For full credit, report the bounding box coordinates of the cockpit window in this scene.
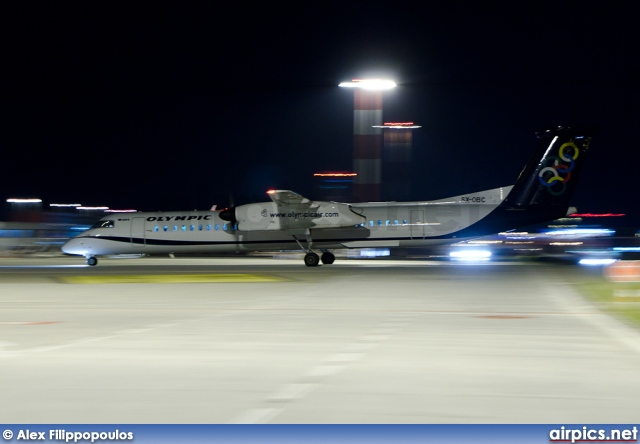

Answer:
[91,220,115,229]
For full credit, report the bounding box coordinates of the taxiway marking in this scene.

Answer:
[58,274,286,284]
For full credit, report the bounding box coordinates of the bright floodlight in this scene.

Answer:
[338,79,397,90]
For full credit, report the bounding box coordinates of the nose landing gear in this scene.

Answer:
[86,256,98,266]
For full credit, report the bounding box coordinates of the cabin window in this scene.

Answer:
[377,220,382,226]
[163,226,168,232]
[181,225,186,231]
[223,224,228,231]
[215,224,220,231]
[206,224,211,231]
[403,219,408,225]
[385,220,390,226]
[173,226,178,232]
[369,220,374,227]
[153,226,159,232]
[394,220,399,226]
[198,224,203,231]
[190,225,195,231]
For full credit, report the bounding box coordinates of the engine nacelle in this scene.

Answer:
[232,201,365,231]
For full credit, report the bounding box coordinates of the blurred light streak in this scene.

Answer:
[0,265,89,269]
[450,250,491,260]
[544,228,615,236]
[569,213,625,217]
[467,240,503,244]
[579,258,617,266]
[566,249,614,255]
[7,198,42,203]
[358,248,390,257]
[373,123,422,129]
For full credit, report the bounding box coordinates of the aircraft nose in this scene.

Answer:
[62,238,85,255]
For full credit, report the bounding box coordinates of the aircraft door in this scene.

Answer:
[410,210,425,239]
[130,217,146,246]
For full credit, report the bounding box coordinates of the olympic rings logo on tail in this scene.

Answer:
[538,141,580,196]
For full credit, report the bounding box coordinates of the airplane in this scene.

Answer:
[62,125,593,266]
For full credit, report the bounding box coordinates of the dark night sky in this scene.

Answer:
[2,2,639,222]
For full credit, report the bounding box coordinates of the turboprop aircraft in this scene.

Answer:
[62,126,593,266]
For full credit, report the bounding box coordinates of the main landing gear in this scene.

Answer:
[304,252,319,267]
[303,251,336,267]
[292,231,335,267]
[86,256,98,266]
[321,251,335,265]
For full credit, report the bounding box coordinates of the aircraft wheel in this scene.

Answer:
[321,252,335,265]
[304,252,320,267]
[86,256,98,266]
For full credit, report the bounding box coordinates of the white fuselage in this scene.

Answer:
[61,125,593,265]
[62,187,512,257]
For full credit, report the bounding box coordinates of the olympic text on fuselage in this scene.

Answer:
[146,215,213,222]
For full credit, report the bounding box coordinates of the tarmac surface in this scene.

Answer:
[1,255,640,423]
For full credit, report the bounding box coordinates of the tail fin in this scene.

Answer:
[504,126,594,207]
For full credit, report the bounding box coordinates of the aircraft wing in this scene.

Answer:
[267,190,311,206]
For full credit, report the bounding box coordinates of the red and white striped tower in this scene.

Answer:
[373,122,421,201]
[339,79,396,202]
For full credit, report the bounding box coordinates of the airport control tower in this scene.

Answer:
[373,122,421,201]
[339,79,396,202]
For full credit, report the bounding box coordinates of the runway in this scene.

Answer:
[1,255,640,423]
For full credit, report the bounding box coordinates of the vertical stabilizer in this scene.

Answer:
[504,126,594,207]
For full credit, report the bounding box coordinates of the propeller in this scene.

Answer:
[219,207,236,223]
[219,191,237,223]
